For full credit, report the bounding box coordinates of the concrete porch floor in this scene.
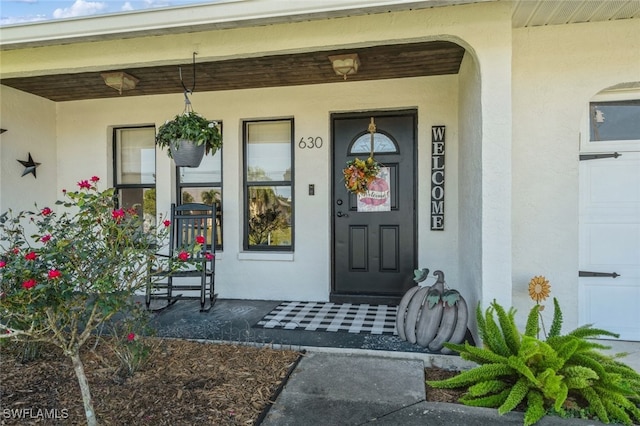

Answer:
[147,298,640,373]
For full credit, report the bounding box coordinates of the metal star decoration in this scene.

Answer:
[17,153,41,178]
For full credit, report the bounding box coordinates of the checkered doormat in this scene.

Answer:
[254,301,398,335]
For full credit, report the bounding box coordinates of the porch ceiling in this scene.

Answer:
[0,41,465,102]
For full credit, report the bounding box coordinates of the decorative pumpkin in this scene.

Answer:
[395,269,469,354]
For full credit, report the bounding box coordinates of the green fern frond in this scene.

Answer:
[460,388,510,408]
[476,302,487,342]
[552,383,568,412]
[467,380,508,397]
[568,324,620,340]
[517,335,543,361]
[524,304,540,337]
[565,376,595,390]
[603,400,633,426]
[523,390,546,426]
[579,386,609,424]
[563,365,599,380]
[498,377,529,415]
[427,363,515,389]
[537,368,564,400]
[600,361,640,382]
[535,339,564,371]
[492,302,521,354]
[441,342,465,354]
[566,353,606,379]
[547,297,563,338]
[456,341,509,365]
[628,401,640,423]
[507,355,539,386]
[483,307,512,357]
[554,337,580,366]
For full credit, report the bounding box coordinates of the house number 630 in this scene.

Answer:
[298,137,323,149]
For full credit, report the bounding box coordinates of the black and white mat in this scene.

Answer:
[254,301,398,335]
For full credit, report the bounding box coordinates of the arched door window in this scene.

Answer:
[349,132,398,155]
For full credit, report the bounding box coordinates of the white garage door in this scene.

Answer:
[579,151,640,341]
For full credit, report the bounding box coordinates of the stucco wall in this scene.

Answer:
[0,0,517,312]
[458,52,483,343]
[0,85,57,215]
[511,18,640,331]
[55,75,460,301]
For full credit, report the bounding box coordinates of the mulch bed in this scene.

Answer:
[424,367,466,403]
[0,339,301,425]
[1,337,470,425]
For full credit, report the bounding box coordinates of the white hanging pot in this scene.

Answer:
[169,139,205,167]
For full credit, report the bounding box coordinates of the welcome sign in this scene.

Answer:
[431,126,445,230]
[358,167,391,212]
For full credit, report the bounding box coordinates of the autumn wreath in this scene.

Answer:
[343,156,380,195]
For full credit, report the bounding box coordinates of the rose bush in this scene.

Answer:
[0,177,200,425]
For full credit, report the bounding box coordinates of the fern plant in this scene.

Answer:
[427,299,640,426]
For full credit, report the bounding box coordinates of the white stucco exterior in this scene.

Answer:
[1,0,639,338]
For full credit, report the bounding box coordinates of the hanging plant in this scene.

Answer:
[342,117,381,195]
[155,52,222,167]
[155,111,222,158]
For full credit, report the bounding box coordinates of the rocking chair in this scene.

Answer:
[146,203,217,312]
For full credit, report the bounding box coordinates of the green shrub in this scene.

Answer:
[0,177,199,425]
[427,298,640,426]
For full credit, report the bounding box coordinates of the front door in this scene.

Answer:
[579,151,640,341]
[331,110,417,304]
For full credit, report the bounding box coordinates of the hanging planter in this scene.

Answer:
[342,117,381,194]
[169,138,207,167]
[155,52,222,168]
[156,111,222,167]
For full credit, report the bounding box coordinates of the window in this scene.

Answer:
[177,143,223,250]
[243,119,293,251]
[590,100,640,142]
[350,132,398,154]
[113,126,156,229]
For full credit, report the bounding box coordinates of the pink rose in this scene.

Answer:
[0,260,6,268]
[77,180,91,189]
[127,333,135,342]
[112,209,125,221]
[25,252,37,261]
[205,252,214,260]
[90,176,100,183]
[178,251,189,261]
[41,207,52,216]
[48,269,62,280]
[196,235,205,245]
[163,220,171,227]
[22,279,36,290]
[41,234,52,243]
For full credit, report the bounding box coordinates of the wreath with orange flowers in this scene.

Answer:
[343,156,380,195]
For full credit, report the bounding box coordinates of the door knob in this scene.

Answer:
[336,211,349,218]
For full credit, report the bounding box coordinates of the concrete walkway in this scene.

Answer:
[262,351,620,426]
[149,299,640,426]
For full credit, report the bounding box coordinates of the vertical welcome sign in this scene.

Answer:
[431,126,445,230]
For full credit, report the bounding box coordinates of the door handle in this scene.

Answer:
[336,211,349,218]
[579,271,620,278]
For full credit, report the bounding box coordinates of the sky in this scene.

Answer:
[0,0,215,26]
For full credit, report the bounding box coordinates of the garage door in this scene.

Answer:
[579,151,640,341]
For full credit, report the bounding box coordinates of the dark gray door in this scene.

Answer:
[331,110,417,304]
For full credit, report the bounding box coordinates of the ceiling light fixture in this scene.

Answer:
[101,71,139,94]
[328,53,360,80]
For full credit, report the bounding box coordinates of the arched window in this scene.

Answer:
[349,132,398,154]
